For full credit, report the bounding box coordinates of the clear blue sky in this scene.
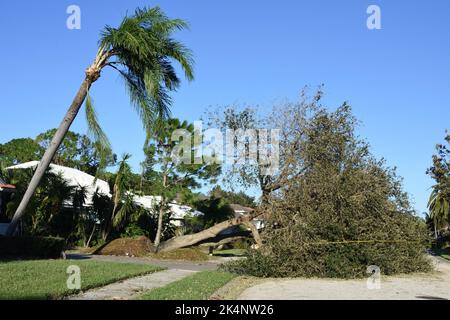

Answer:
[0,0,449,214]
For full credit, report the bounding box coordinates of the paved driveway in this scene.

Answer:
[238,257,450,300]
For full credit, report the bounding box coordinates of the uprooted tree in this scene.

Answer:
[220,92,432,278]
[157,88,431,280]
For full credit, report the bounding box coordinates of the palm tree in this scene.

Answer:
[428,187,449,239]
[102,153,132,240]
[6,6,194,236]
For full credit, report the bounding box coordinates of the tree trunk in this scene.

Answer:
[153,172,167,250]
[6,71,100,236]
[158,212,263,252]
[198,236,248,248]
[154,204,165,249]
[434,220,438,240]
[243,221,263,248]
[103,187,120,240]
[86,224,96,248]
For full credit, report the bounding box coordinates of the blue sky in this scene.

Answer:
[0,0,449,214]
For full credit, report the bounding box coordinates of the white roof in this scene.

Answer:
[7,161,203,221]
[131,194,204,220]
[7,161,111,206]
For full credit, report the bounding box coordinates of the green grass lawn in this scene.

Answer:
[0,259,163,300]
[438,247,450,260]
[213,249,247,257]
[140,271,237,300]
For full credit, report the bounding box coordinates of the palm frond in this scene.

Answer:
[113,193,134,227]
[99,6,194,140]
[85,92,112,171]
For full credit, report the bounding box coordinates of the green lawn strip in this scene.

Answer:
[213,249,247,257]
[439,247,450,260]
[139,271,237,300]
[0,259,163,300]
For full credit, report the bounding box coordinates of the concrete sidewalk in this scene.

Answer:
[65,253,225,300]
[69,269,197,300]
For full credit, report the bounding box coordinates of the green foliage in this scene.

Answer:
[230,238,252,250]
[142,118,221,200]
[3,166,108,246]
[427,133,450,238]
[209,186,256,208]
[0,236,65,259]
[0,130,116,175]
[0,138,42,167]
[194,197,234,228]
[222,98,432,278]
[36,129,116,175]
[100,6,194,139]
[118,207,175,241]
[5,168,75,236]
[84,92,113,171]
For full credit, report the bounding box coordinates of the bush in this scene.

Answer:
[231,238,252,250]
[0,236,66,259]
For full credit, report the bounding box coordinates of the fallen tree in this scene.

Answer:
[158,211,263,252]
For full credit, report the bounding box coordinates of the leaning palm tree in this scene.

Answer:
[6,6,194,236]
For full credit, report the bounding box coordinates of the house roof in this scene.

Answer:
[131,195,204,220]
[0,176,15,190]
[7,161,109,205]
[7,161,203,220]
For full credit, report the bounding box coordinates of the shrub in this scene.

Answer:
[231,238,252,250]
[0,236,66,259]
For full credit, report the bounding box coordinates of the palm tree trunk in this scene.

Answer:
[6,77,95,236]
[434,220,438,240]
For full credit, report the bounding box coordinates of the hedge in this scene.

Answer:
[0,236,66,259]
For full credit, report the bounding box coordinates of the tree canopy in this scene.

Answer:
[0,129,116,175]
[427,133,450,237]
[223,91,431,278]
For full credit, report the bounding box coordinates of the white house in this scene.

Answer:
[7,161,109,207]
[132,194,204,227]
[229,204,265,230]
[6,161,202,227]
